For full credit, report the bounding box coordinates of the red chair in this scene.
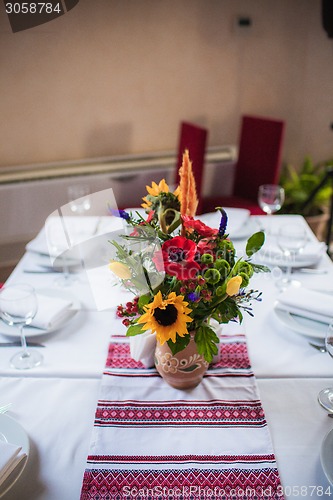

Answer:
[202,115,285,214]
[175,121,208,215]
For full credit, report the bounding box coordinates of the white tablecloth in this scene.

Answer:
[1,214,333,499]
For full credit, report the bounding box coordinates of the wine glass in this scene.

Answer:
[45,216,73,287]
[0,284,43,369]
[67,184,91,215]
[67,184,92,273]
[318,323,333,413]
[276,224,307,289]
[258,184,285,215]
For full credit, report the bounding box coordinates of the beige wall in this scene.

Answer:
[0,0,332,169]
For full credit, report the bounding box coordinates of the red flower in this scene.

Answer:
[182,215,218,238]
[197,237,217,254]
[154,236,200,280]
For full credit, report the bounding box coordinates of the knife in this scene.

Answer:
[0,341,45,347]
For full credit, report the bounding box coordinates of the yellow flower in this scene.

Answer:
[109,261,132,280]
[137,291,193,345]
[226,276,242,296]
[147,179,170,196]
[141,180,181,209]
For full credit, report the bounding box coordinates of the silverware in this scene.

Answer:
[24,270,59,274]
[0,341,45,347]
[296,268,328,275]
[308,341,327,353]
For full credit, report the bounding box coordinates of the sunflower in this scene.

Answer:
[141,179,181,209]
[137,291,193,345]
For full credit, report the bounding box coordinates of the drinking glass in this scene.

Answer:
[318,323,333,413]
[258,184,285,215]
[0,284,43,369]
[67,184,91,215]
[67,184,92,273]
[45,216,73,287]
[277,224,307,289]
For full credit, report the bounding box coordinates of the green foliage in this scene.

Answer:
[194,324,219,364]
[246,231,265,257]
[167,333,191,355]
[127,322,145,336]
[279,156,333,216]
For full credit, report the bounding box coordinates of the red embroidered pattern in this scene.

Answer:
[87,453,277,464]
[105,343,145,369]
[81,467,283,500]
[213,341,251,370]
[95,400,266,427]
[105,339,251,371]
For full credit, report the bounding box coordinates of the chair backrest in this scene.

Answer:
[233,115,285,202]
[175,121,208,214]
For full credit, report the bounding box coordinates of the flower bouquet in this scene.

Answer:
[109,150,267,388]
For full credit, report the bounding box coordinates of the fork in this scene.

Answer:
[308,341,327,353]
[0,403,12,414]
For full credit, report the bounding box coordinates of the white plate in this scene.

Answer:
[274,303,329,340]
[199,208,251,236]
[254,253,322,269]
[321,428,333,486]
[228,217,258,240]
[0,414,30,498]
[0,288,80,338]
[253,240,326,269]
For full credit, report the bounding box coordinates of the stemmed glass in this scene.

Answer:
[258,184,285,215]
[0,284,43,369]
[318,323,333,413]
[45,216,72,287]
[258,184,285,235]
[276,224,308,289]
[67,184,91,215]
[67,184,92,273]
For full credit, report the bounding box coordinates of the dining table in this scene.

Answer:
[1,210,333,500]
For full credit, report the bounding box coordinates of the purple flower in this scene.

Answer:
[217,207,228,236]
[188,292,200,302]
[109,208,130,220]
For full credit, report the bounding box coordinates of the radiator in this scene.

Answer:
[0,146,236,267]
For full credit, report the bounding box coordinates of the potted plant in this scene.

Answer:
[279,156,333,241]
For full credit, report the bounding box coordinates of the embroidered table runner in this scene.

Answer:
[80,330,284,499]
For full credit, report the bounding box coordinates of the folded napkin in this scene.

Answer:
[276,287,333,324]
[129,331,156,368]
[0,440,26,487]
[257,240,326,263]
[31,293,73,330]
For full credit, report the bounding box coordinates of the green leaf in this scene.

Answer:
[246,231,265,257]
[215,297,241,323]
[137,294,151,311]
[126,323,145,337]
[167,333,190,355]
[194,325,219,364]
[250,263,271,273]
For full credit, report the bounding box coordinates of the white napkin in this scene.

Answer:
[130,331,156,368]
[276,287,333,324]
[0,440,26,487]
[32,293,74,330]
